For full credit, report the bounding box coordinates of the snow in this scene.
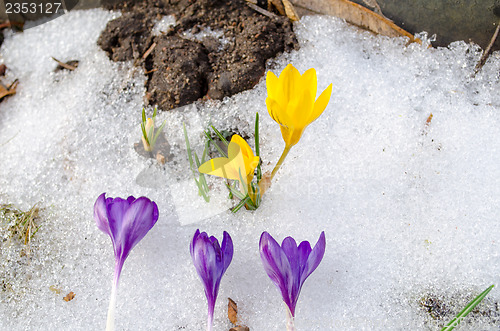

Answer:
[1,8,500,331]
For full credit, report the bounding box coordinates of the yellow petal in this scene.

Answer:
[231,135,253,165]
[280,125,304,147]
[301,68,317,102]
[287,87,315,128]
[266,71,280,103]
[309,83,333,123]
[279,64,300,106]
[198,156,239,180]
[266,97,291,127]
[199,140,245,181]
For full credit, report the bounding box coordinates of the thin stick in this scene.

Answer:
[475,20,500,73]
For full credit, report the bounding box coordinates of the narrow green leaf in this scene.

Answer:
[441,285,494,331]
[254,112,262,182]
[225,183,246,200]
[205,130,227,158]
[231,196,249,213]
[211,125,229,146]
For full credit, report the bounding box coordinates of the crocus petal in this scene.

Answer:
[310,83,333,124]
[94,193,111,236]
[288,88,315,128]
[266,97,291,127]
[119,197,159,260]
[221,231,233,274]
[279,64,297,104]
[266,71,284,110]
[301,68,317,102]
[300,231,326,284]
[259,232,295,314]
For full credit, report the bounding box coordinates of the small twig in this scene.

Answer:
[144,68,158,75]
[475,20,500,73]
[142,42,157,60]
[51,57,78,71]
[246,1,278,18]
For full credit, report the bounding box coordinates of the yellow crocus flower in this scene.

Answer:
[266,63,332,148]
[199,134,260,193]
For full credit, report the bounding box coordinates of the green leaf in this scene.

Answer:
[441,285,494,331]
[231,196,249,213]
[183,123,210,202]
[254,112,262,182]
[205,130,228,158]
[141,109,150,146]
[211,125,229,146]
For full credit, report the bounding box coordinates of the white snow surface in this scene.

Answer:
[0,9,500,331]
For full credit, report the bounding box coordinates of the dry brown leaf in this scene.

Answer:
[290,0,419,43]
[63,291,76,302]
[282,0,300,21]
[0,80,17,100]
[228,297,238,325]
[229,326,250,331]
[425,113,433,126]
[268,0,286,15]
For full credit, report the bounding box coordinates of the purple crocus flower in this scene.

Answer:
[190,230,233,331]
[259,231,326,330]
[94,193,159,331]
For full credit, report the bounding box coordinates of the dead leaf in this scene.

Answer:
[282,0,300,21]
[425,113,433,126]
[268,0,285,15]
[0,80,17,100]
[156,151,166,164]
[290,0,420,43]
[228,298,238,325]
[63,291,76,302]
[0,64,6,76]
[229,326,250,331]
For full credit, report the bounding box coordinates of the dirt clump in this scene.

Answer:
[98,0,298,110]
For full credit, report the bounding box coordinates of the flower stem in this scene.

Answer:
[207,305,214,331]
[106,261,123,331]
[285,305,296,331]
[271,145,292,180]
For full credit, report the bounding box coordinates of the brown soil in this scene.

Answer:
[98,0,298,110]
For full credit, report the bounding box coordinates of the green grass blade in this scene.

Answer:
[254,112,262,181]
[225,183,246,200]
[441,284,494,331]
[210,125,229,146]
[231,196,249,213]
[205,130,227,158]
